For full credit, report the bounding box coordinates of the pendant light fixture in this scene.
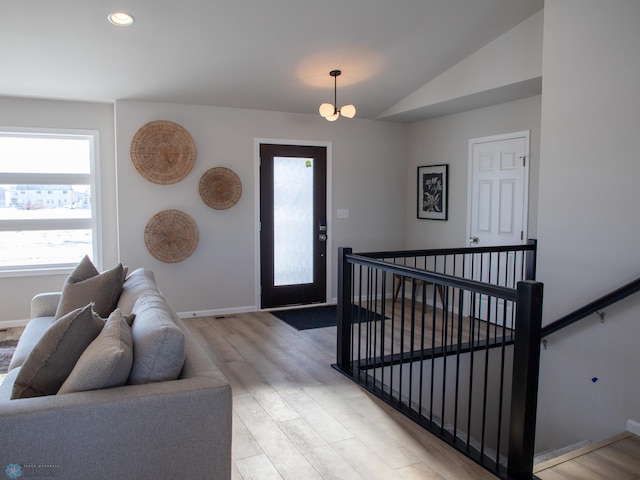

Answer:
[319,70,356,121]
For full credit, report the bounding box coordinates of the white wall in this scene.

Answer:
[535,0,640,451]
[115,101,407,315]
[406,95,541,249]
[0,97,116,324]
[381,9,542,121]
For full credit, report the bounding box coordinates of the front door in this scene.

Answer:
[259,144,327,309]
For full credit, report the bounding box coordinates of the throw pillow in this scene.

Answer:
[55,255,125,320]
[116,268,160,316]
[58,309,134,394]
[11,304,105,399]
[127,292,185,385]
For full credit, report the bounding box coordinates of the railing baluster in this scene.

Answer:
[418,281,427,419]
[453,288,463,441]
[429,284,437,424]
[440,285,448,433]
[408,276,416,412]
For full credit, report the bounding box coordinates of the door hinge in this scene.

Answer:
[520,231,524,241]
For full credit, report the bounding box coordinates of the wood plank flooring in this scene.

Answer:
[4,312,640,479]
[186,311,500,480]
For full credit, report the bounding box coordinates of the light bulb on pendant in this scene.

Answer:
[341,104,356,118]
[319,103,334,118]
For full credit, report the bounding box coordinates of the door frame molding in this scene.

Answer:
[254,138,333,310]
[466,130,530,246]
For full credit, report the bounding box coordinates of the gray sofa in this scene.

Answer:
[0,267,232,479]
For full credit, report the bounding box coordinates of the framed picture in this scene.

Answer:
[417,164,448,220]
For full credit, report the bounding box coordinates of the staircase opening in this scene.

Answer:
[334,242,541,479]
[335,241,640,479]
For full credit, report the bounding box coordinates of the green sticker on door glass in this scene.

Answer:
[306,160,312,168]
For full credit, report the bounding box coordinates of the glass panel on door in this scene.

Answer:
[273,156,314,286]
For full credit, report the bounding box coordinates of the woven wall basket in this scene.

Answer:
[144,209,199,263]
[130,120,196,185]
[199,167,242,210]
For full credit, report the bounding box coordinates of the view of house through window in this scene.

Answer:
[0,129,97,270]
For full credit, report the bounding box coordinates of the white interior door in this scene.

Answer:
[468,131,529,247]
[466,131,530,325]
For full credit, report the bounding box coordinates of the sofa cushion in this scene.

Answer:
[58,309,134,394]
[55,255,125,320]
[128,293,185,385]
[11,304,105,399]
[117,268,161,316]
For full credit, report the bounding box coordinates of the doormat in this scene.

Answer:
[0,339,18,374]
[271,305,386,331]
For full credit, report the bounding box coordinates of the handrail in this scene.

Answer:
[345,253,518,301]
[360,239,537,261]
[541,276,640,338]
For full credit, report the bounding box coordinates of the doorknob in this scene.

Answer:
[319,234,327,242]
[469,236,479,244]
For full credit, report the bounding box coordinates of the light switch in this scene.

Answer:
[337,208,349,219]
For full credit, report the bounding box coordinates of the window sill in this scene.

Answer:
[0,266,74,278]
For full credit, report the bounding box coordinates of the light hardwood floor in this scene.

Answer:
[4,309,639,479]
[186,311,500,480]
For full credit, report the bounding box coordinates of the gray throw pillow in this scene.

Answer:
[116,268,160,316]
[128,292,185,385]
[55,255,125,320]
[11,304,105,399]
[58,309,134,394]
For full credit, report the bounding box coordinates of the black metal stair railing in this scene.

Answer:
[333,242,542,480]
[541,276,640,338]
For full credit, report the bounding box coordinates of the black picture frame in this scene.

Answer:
[417,164,448,220]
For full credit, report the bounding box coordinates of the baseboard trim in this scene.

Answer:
[627,419,640,436]
[178,305,257,319]
[0,319,29,330]
[533,432,631,473]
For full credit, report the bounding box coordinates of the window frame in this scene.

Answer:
[0,126,102,277]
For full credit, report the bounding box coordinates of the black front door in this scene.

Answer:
[260,143,327,309]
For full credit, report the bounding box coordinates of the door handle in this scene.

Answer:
[469,236,479,245]
[319,234,327,242]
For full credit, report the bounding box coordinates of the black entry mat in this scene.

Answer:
[271,304,386,331]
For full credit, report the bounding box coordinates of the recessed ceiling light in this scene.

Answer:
[108,12,134,26]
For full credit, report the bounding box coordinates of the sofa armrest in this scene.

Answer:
[0,374,232,479]
[30,292,61,318]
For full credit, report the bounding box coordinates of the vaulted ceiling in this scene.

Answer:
[1,0,543,121]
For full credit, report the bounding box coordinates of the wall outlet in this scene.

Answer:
[337,208,349,219]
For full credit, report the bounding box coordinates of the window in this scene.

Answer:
[0,127,100,273]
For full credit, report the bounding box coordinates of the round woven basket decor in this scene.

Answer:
[144,209,199,263]
[130,120,196,185]
[199,167,242,210]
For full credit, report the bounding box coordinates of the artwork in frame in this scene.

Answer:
[417,164,448,220]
